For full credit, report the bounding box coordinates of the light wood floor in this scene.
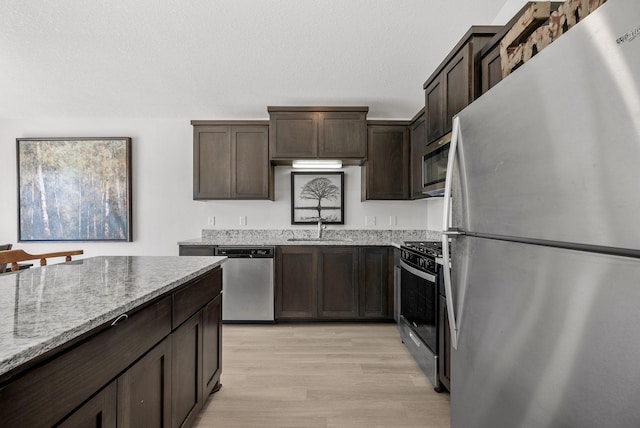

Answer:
[193,323,450,428]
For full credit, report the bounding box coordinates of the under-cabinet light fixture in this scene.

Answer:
[291,160,343,169]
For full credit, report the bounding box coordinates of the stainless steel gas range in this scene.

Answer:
[398,241,446,392]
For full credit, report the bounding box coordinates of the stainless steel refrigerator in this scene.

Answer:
[441,1,640,427]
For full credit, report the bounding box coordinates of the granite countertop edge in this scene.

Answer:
[178,229,442,247]
[179,239,403,246]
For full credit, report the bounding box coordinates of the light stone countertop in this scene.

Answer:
[178,229,442,247]
[0,255,226,379]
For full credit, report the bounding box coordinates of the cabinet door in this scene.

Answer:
[438,294,451,391]
[425,77,444,143]
[318,247,358,318]
[57,382,117,428]
[481,46,503,94]
[410,113,427,199]
[364,125,409,200]
[318,112,366,158]
[275,246,318,319]
[233,126,271,199]
[171,313,203,428]
[202,293,222,397]
[269,112,318,158]
[193,126,231,199]
[443,44,472,133]
[358,247,390,319]
[117,337,172,428]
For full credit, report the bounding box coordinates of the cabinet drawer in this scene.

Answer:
[173,268,222,329]
[0,297,172,428]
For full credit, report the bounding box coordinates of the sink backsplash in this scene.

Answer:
[201,229,441,245]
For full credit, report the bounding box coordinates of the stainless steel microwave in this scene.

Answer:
[422,132,451,197]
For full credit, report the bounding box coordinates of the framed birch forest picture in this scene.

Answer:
[16,137,132,242]
[291,171,344,225]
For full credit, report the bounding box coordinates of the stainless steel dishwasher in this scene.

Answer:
[214,246,275,323]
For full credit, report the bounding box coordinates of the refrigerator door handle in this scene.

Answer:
[442,116,461,350]
[442,229,465,236]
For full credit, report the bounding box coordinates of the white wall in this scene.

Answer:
[491,0,531,24]
[0,118,442,257]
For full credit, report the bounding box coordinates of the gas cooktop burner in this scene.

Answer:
[402,241,443,257]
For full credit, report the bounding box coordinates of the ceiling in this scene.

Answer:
[0,0,510,120]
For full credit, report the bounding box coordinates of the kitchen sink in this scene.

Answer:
[287,238,353,242]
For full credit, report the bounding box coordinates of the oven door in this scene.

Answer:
[400,260,438,353]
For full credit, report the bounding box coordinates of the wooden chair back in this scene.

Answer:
[0,244,12,273]
[0,249,84,272]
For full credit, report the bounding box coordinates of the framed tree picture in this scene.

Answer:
[291,171,344,225]
[16,137,133,242]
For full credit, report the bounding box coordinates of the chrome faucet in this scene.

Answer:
[317,217,326,239]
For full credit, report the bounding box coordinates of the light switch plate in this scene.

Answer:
[207,216,215,226]
[365,216,376,226]
[389,215,397,226]
[239,216,247,226]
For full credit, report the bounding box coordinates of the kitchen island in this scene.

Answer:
[0,255,226,428]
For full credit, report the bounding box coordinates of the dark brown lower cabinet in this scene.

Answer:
[438,295,451,391]
[171,274,223,428]
[202,293,222,396]
[275,246,392,321]
[318,247,358,318]
[58,382,117,428]
[275,246,318,319]
[172,313,203,428]
[359,247,390,318]
[118,337,172,428]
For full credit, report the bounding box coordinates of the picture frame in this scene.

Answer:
[291,171,344,225]
[16,137,133,242]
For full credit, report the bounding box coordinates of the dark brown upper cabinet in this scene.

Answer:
[481,38,504,95]
[362,122,410,201]
[425,77,444,145]
[409,108,427,200]
[480,2,562,95]
[192,121,273,200]
[268,106,368,163]
[423,26,501,144]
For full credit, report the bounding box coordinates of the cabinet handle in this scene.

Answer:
[111,313,129,326]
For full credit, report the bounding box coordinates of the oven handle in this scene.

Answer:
[400,260,436,283]
[442,116,461,350]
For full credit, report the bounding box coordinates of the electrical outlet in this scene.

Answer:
[207,216,215,226]
[389,215,397,226]
[365,216,376,226]
[239,216,247,226]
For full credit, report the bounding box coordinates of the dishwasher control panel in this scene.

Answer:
[214,246,275,258]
